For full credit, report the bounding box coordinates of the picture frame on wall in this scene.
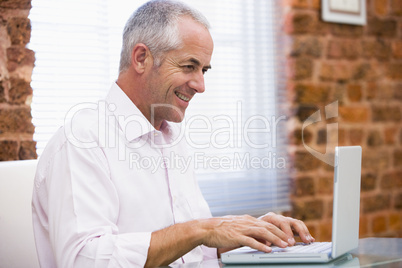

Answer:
[322,0,366,25]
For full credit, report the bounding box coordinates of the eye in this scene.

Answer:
[184,65,195,71]
[202,68,209,75]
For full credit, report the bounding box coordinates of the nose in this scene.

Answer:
[188,71,205,93]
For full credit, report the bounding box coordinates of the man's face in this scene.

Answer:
[144,16,214,127]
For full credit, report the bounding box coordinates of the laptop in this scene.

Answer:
[221,146,362,264]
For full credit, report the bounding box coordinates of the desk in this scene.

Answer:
[350,238,402,267]
[171,238,402,267]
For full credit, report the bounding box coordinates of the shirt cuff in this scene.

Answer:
[109,232,152,267]
[201,245,218,260]
[77,232,152,267]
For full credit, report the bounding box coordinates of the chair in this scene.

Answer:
[0,160,40,268]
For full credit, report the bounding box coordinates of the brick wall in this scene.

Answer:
[0,0,36,161]
[285,0,402,240]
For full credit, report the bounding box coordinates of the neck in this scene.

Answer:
[116,71,163,130]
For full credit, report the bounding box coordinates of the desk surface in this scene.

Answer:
[171,238,402,267]
[350,238,402,267]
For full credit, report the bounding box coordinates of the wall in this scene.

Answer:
[0,0,36,161]
[285,0,402,240]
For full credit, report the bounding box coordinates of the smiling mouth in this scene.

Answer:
[175,91,190,102]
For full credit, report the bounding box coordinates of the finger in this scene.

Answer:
[255,238,272,247]
[258,211,276,222]
[264,223,290,247]
[276,219,296,245]
[239,236,272,253]
[261,213,296,245]
[247,224,289,248]
[289,218,315,244]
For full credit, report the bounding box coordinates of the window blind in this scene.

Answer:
[29,0,290,217]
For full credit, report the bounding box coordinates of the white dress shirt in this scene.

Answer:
[32,83,217,267]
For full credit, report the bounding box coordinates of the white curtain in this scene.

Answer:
[29,0,290,216]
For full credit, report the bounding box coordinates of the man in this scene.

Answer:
[32,1,314,267]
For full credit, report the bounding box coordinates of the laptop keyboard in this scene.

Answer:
[271,242,332,254]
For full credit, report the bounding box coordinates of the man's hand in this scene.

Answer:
[200,215,291,254]
[258,212,315,246]
[145,213,315,267]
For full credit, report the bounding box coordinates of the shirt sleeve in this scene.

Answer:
[35,138,151,268]
[192,171,218,261]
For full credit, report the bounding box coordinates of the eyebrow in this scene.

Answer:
[189,58,212,70]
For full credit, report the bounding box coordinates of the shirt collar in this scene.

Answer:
[105,83,177,142]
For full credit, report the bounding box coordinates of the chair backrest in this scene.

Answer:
[0,159,40,268]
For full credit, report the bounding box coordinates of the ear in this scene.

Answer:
[131,43,153,74]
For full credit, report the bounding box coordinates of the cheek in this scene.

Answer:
[163,76,183,93]
[168,73,192,89]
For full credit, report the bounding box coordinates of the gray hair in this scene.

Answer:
[119,0,210,73]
